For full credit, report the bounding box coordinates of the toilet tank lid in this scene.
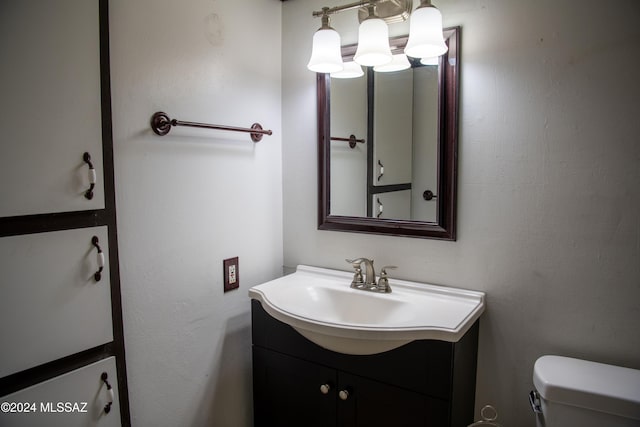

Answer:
[533,355,640,421]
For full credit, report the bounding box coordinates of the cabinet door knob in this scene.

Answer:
[339,389,349,401]
[319,384,331,395]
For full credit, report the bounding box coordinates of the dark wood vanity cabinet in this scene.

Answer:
[251,300,479,427]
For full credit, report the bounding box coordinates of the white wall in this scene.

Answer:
[283,0,640,425]
[330,76,368,217]
[109,0,282,425]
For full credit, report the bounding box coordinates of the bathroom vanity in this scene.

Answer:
[252,300,479,426]
[249,265,485,427]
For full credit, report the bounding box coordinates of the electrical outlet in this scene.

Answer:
[223,257,239,292]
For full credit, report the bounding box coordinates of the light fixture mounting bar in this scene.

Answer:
[313,0,413,25]
[312,0,378,18]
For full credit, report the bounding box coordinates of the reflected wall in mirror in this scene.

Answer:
[318,27,460,240]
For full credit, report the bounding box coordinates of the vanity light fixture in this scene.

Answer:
[308,0,448,76]
[374,53,411,72]
[307,8,344,74]
[353,4,393,67]
[420,56,439,66]
[331,61,365,78]
[404,0,448,58]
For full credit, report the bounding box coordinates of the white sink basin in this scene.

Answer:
[249,265,486,355]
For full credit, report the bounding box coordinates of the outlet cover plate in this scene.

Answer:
[223,257,239,292]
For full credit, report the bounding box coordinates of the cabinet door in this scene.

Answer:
[0,356,121,427]
[253,347,337,427]
[0,0,105,217]
[0,227,113,377]
[337,372,448,427]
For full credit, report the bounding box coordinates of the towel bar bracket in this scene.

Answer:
[151,112,172,136]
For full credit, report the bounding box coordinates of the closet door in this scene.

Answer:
[0,357,121,427]
[0,227,114,377]
[0,0,105,217]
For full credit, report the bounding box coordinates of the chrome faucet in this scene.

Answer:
[345,258,396,293]
[346,258,376,287]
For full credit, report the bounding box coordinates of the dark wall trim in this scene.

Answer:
[0,345,114,396]
[0,211,106,237]
[99,0,131,424]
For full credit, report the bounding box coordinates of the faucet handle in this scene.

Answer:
[345,258,365,288]
[380,265,397,275]
[377,266,397,293]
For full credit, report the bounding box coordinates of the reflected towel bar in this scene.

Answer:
[150,111,272,142]
[331,134,365,149]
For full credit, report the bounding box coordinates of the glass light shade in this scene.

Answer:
[307,28,344,73]
[374,54,411,72]
[353,18,393,67]
[405,6,448,58]
[420,56,439,66]
[331,61,364,79]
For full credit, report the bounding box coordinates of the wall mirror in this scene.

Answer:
[318,27,459,239]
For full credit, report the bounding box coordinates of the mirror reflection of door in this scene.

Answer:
[329,62,440,222]
[373,70,413,188]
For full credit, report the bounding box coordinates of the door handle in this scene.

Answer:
[92,236,105,282]
[83,152,97,200]
[101,372,114,414]
[377,160,384,182]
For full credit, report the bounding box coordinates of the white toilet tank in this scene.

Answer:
[531,355,640,427]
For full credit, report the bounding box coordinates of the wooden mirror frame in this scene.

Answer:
[318,26,460,240]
